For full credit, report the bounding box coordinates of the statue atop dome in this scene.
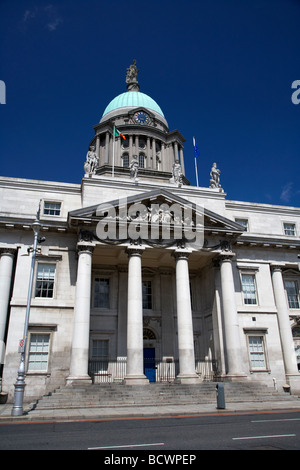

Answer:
[126,60,140,92]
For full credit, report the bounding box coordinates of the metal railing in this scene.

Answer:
[88,357,218,384]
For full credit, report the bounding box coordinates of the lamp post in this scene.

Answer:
[11,202,44,416]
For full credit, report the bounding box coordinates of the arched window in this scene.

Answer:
[143,328,156,340]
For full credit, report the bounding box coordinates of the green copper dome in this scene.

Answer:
[102,91,165,118]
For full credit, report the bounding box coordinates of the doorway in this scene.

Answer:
[143,347,156,382]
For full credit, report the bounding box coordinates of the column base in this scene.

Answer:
[123,375,149,385]
[175,374,201,384]
[66,375,92,386]
[285,374,300,395]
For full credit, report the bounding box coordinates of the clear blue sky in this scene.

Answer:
[0,0,299,206]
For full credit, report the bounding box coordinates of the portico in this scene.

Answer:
[66,188,246,385]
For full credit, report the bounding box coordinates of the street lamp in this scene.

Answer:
[11,202,45,416]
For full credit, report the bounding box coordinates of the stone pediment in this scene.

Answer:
[68,189,244,245]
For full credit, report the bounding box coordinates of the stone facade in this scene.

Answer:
[0,63,300,401]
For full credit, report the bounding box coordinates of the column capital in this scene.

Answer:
[0,247,17,257]
[217,251,235,263]
[172,249,192,261]
[77,242,95,254]
[270,264,284,273]
[126,245,145,258]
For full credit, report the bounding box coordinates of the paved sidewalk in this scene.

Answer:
[1,399,300,423]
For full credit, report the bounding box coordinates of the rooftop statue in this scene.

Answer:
[170,160,183,186]
[126,60,140,91]
[84,145,98,176]
[209,162,221,189]
[129,154,139,181]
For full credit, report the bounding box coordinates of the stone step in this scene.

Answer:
[29,381,298,412]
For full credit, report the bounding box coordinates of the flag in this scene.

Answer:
[114,127,126,140]
[193,137,199,158]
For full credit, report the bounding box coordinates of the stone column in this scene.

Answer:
[67,243,95,385]
[129,135,133,161]
[174,250,199,383]
[271,265,300,393]
[0,248,16,366]
[147,137,151,168]
[96,135,100,164]
[152,138,156,169]
[219,254,246,379]
[161,143,166,171]
[180,147,185,175]
[117,266,127,358]
[160,268,175,358]
[174,141,178,162]
[105,131,109,164]
[124,246,148,384]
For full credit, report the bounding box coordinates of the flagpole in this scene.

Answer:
[195,157,199,187]
[193,137,199,187]
[112,125,115,178]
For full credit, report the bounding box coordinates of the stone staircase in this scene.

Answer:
[28,381,298,412]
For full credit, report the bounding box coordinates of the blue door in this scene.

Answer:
[144,348,156,382]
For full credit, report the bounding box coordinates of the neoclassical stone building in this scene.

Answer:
[1,62,300,401]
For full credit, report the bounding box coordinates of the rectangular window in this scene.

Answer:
[91,339,109,372]
[43,201,61,216]
[139,154,145,168]
[28,333,50,371]
[248,336,266,369]
[241,274,257,305]
[284,223,296,236]
[235,218,248,231]
[122,154,129,167]
[35,263,55,298]
[285,280,300,309]
[142,280,152,309]
[94,278,110,308]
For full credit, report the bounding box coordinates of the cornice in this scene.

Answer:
[226,199,300,216]
[0,176,81,194]
[234,233,300,249]
[0,215,74,234]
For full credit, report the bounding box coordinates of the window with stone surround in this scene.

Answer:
[35,263,56,298]
[142,280,152,309]
[241,273,257,305]
[27,333,50,372]
[284,280,300,309]
[283,223,296,236]
[43,201,61,216]
[248,335,267,370]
